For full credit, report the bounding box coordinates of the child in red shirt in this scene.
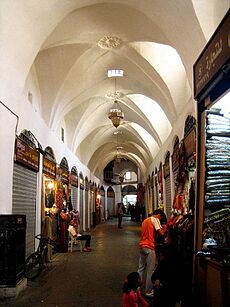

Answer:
[122,272,149,307]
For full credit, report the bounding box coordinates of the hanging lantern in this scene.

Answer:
[108,100,124,128]
[114,151,122,164]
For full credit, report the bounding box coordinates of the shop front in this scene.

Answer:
[12,130,40,257]
[158,163,164,208]
[56,158,70,253]
[90,182,96,227]
[150,172,155,212]
[70,167,78,210]
[147,175,152,215]
[172,136,180,195]
[193,10,230,307]
[163,152,171,218]
[107,186,115,218]
[42,147,57,259]
[100,186,105,222]
[79,173,84,232]
[85,177,89,230]
[154,169,158,210]
[95,185,101,225]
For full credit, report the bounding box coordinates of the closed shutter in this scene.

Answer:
[107,196,115,216]
[12,163,37,257]
[71,186,78,209]
[165,176,171,218]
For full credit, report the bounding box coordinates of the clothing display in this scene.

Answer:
[205,110,230,207]
[203,109,230,253]
[166,213,194,304]
[71,209,80,225]
[45,191,55,208]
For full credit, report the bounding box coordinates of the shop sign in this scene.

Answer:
[61,169,69,184]
[80,177,84,190]
[57,167,69,184]
[163,161,170,178]
[172,144,179,171]
[194,10,230,99]
[15,138,39,172]
[184,129,196,159]
[43,156,56,178]
[70,173,78,187]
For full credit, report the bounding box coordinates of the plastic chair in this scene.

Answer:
[68,232,83,252]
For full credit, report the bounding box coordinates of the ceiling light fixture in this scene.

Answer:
[114,131,122,164]
[114,150,122,164]
[108,77,124,128]
[108,100,124,128]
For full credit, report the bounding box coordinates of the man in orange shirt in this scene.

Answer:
[137,209,167,297]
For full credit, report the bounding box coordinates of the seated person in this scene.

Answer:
[122,272,149,307]
[68,220,92,252]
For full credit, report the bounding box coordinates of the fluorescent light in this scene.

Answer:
[107,69,124,77]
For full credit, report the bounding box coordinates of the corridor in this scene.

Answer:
[2,218,147,307]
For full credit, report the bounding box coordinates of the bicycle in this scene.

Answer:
[24,234,55,280]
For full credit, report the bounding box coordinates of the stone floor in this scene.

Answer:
[1,217,153,307]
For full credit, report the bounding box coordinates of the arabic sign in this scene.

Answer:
[163,161,170,178]
[184,129,196,159]
[172,143,179,171]
[80,177,84,190]
[70,173,78,187]
[56,167,69,184]
[193,10,230,99]
[43,156,56,178]
[61,169,69,184]
[15,138,39,172]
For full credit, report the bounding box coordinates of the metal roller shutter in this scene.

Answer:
[12,163,37,257]
[165,175,172,219]
[71,186,78,209]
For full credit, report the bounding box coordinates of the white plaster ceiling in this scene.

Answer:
[3,0,227,179]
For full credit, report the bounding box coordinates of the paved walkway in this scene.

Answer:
[2,217,152,307]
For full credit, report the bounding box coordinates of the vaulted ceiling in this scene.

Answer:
[14,1,228,178]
